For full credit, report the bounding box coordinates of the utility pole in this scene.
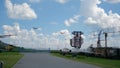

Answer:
[104,32,108,57]
[104,32,108,48]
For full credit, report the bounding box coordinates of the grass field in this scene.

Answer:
[0,52,23,68]
[52,53,120,68]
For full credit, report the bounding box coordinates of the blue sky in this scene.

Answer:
[0,0,120,49]
[0,0,120,34]
[0,0,81,34]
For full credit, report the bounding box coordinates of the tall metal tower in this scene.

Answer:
[70,31,84,48]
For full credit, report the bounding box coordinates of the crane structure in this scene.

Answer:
[70,31,84,48]
[93,28,120,57]
[97,30,103,47]
[93,28,120,48]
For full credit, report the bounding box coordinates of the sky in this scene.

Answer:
[0,0,120,50]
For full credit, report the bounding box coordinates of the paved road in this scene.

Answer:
[13,53,101,68]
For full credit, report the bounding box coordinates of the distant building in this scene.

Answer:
[91,47,120,58]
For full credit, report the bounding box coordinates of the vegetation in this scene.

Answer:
[0,40,42,52]
[0,40,44,68]
[0,52,23,68]
[52,52,120,68]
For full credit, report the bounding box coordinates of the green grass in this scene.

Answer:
[51,53,120,68]
[0,52,23,68]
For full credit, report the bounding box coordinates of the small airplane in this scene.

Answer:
[60,32,65,34]
[33,27,38,30]
[32,27,41,30]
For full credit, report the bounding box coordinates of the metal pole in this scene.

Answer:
[104,32,108,57]
[105,33,107,48]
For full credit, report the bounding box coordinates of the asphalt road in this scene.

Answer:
[13,53,101,68]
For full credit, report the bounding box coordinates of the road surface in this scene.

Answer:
[13,53,101,68]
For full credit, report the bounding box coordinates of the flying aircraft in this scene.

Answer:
[33,27,38,30]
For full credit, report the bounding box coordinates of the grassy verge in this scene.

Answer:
[51,53,120,68]
[0,52,23,68]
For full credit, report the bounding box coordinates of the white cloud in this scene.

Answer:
[29,0,41,3]
[64,15,80,26]
[80,0,120,29]
[2,23,74,50]
[3,23,20,35]
[79,0,120,48]
[5,0,37,20]
[3,23,110,50]
[3,25,13,31]
[85,17,97,24]
[64,20,70,26]
[52,29,72,39]
[103,0,120,3]
[55,0,69,4]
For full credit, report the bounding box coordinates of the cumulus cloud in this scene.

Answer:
[64,15,80,26]
[2,23,73,50]
[3,25,13,31]
[103,0,120,3]
[55,0,69,4]
[5,0,37,20]
[52,29,69,35]
[52,29,72,45]
[4,23,116,50]
[85,17,97,24]
[80,0,120,29]
[3,23,20,35]
[79,0,120,48]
